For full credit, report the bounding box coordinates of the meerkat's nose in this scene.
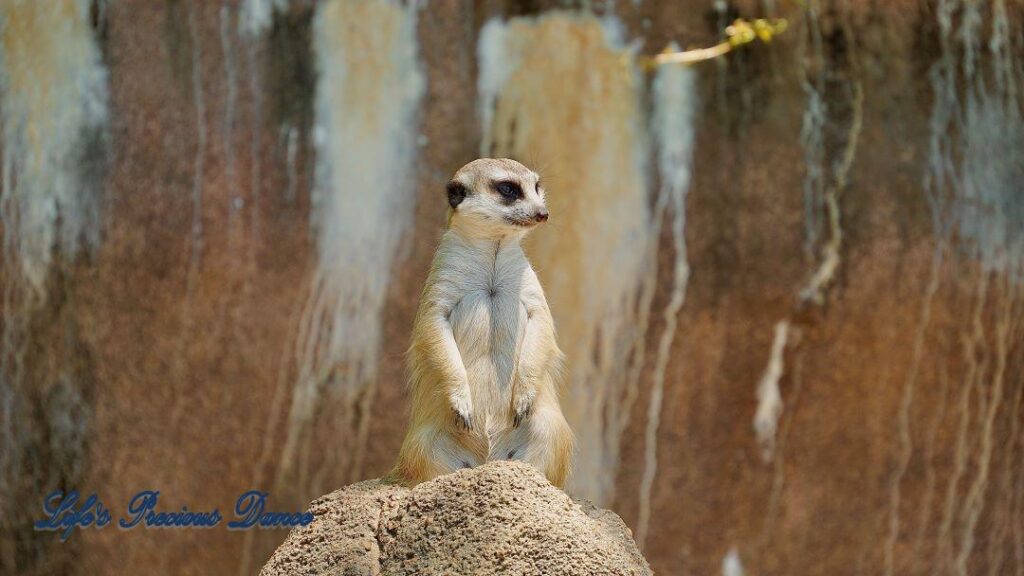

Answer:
[534,209,549,223]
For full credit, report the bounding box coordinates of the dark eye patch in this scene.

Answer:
[493,180,523,204]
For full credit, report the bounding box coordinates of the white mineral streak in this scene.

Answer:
[239,0,287,38]
[0,0,107,294]
[277,0,425,494]
[722,547,745,576]
[754,320,789,463]
[478,13,654,505]
[636,57,697,550]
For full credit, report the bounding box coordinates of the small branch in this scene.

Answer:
[644,19,789,68]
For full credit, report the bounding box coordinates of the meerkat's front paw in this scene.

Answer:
[512,388,536,428]
[450,393,473,431]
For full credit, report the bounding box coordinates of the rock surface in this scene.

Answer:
[259,461,651,576]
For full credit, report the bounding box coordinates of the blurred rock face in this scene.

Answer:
[1,1,1022,576]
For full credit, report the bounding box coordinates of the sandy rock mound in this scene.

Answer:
[260,460,651,575]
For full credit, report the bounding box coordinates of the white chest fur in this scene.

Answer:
[431,232,537,412]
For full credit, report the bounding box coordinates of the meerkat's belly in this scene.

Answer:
[449,288,527,417]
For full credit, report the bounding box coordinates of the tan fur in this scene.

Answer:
[393,159,574,488]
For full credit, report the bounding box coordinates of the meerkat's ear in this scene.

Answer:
[447,180,468,209]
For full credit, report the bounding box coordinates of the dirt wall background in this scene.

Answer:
[1,0,1022,575]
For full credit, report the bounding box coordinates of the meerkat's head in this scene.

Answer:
[445,158,549,239]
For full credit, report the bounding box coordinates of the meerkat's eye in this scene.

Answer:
[494,181,523,203]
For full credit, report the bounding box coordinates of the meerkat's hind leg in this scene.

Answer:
[440,438,486,471]
[515,403,574,487]
[391,427,443,486]
[488,423,532,462]
[393,426,484,485]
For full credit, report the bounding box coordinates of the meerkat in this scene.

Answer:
[392,158,574,488]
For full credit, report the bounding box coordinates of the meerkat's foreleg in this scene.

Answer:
[418,307,474,430]
[511,305,557,427]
